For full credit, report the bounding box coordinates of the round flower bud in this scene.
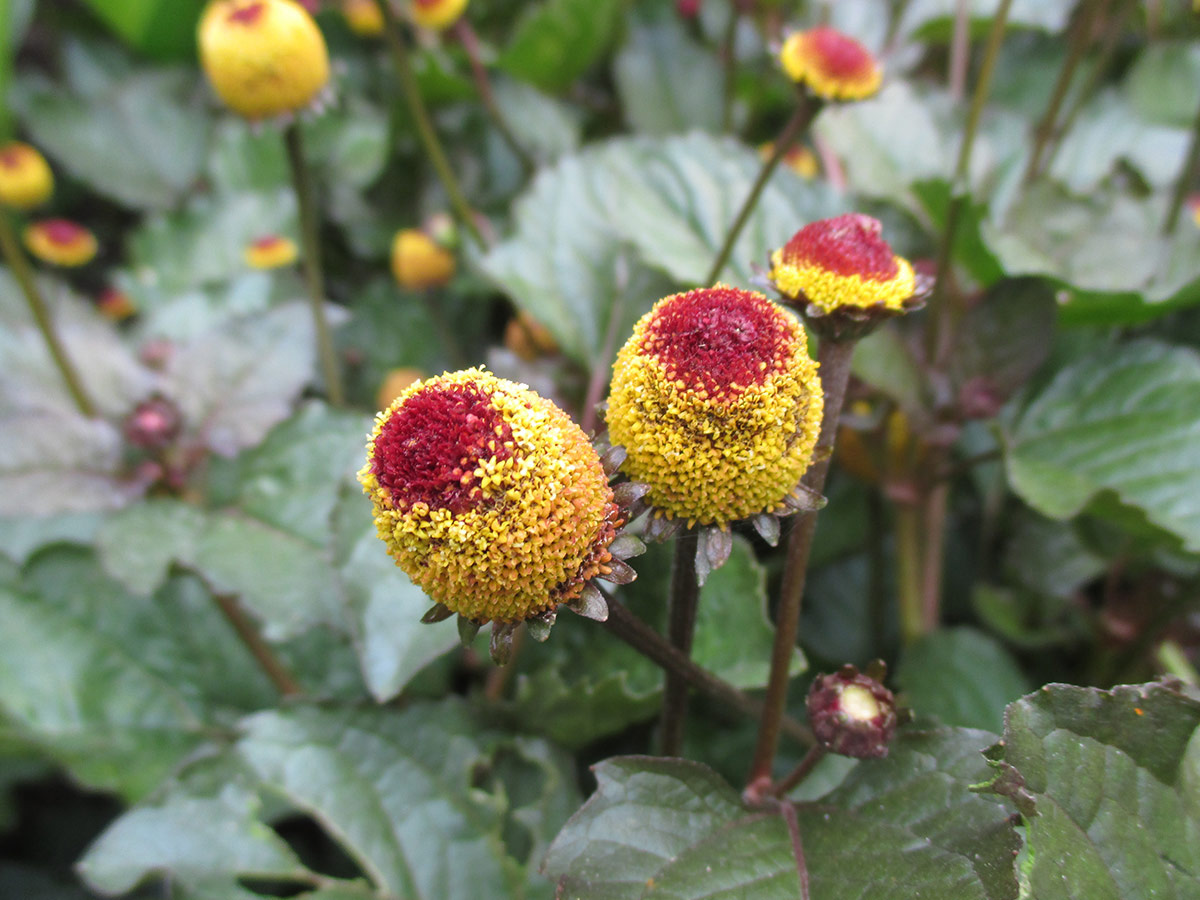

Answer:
[24,219,98,267]
[0,142,54,209]
[198,0,331,120]
[606,286,824,528]
[391,228,455,290]
[244,234,299,269]
[779,26,882,102]
[359,368,623,624]
[124,396,183,451]
[807,664,898,759]
[341,0,384,35]
[410,0,468,30]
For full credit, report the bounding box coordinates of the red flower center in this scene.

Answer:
[0,148,24,169]
[639,287,794,396]
[809,26,873,79]
[251,235,284,249]
[40,219,87,246]
[782,213,898,280]
[227,2,266,25]
[372,382,515,514]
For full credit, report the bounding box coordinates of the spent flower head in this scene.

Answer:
[24,219,98,267]
[0,142,54,210]
[198,0,331,120]
[360,368,635,661]
[244,234,299,269]
[779,26,881,102]
[807,663,899,759]
[410,0,468,30]
[606,286,824,544]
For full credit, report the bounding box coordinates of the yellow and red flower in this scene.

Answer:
[360,368,626,645]
[1188,194,1200,229]
[606,286,824,531]
[0,142,54,210]
[341,0,384,35]
[243,234,299,269]
[24,219,98,267]
[391,228,455,289]
[97,287,137,321]
[198,0,330,120]
[410,0,468,30]
[779,26,882,102]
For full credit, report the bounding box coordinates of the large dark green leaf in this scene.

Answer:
[1005,340,1200,552]
[981,682,1200,899]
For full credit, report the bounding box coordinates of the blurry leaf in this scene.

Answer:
[97,499,206,596]
[0,866,96,900]
[78,784,308,896]
[492,79,582,161]
[912,179,1005,286]
[0,513,102,565]
[896,627,1029,732]
[545,730,1018,899]
[804,554,898,667]
[851,324,925,412]
[78,0,206,59]
[981,682,1200,899]
[902,0,1073,37]
[498,0,623,92]
[238,703,523,900]
[1005,340,1200,552]
[613,7,723,135]
[509,664,661,749]
[129,272,281,344]
[1002,512,1105,599]
[207,119,290,194]
[1123,42,1200,129]
[335,278,451,384]
[693,536,804,689]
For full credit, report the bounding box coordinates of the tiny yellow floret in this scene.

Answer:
[0,142,54,209]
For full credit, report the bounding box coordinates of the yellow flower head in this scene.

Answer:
[769,213,915,315]
[410,0,468,30]
[779,26,882,101]
[606,286,824,528]
[0,142,54,209]
[341,0,384,35]
[391,228,455,290]
[97,287,137,322]
[359,368,622,624]
[24,219,98,267]
[244,234,299,269]
[198,0,330,120]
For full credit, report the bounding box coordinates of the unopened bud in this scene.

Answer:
[124,396,182,452]
[806,663,897,759]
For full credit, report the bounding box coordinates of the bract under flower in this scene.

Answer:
[779,26,881,101]
[359,368,622,624]
[24,219,98,267]
[606,286,823,528]
[0,142,54,210]
[198,0,330,120]
[411,0,468,30]
[244,234,299,269]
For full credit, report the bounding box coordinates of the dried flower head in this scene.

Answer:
[607,286,824,534]
[24,219,98,267]
[341,0,384,35]
[198,0,331,120]
[244,234,299,269]
[410,0,468,30]
[807,663,898,759]
[391,228,455,290]
[359,368,629,657]
[779,26,881,102]
[0,142,54,210]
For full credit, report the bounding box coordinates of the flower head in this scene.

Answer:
[779,26,881,101]
[0,142,54,209]
[807,663,898,759]
[198,0,330,120]
[606,286,823,530]
[1188,194,1200,229]
[410,0,468,30]
[341,0,384,35]
[244,234,299,269]
[391,228,455,290]
[359,368,625,632]
[97,287,137,321]
[24,219,98,267]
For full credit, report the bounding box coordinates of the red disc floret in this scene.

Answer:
[781,213,898,281]
[41,219,89,246]
[227,1,266,24]
[371,382,515,514]
[809,26,874,80]
[638,286,794,398]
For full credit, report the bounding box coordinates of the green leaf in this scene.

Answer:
[612,7,723,135]
[1123,42,1200,129]
[78,0,206,59]
[97,499,207,596]
[1005,340,1200,552]
[498,0,623,92]
[1002,512,1105,599]
[545,730,1019,899]
[902,0,1073,37]
[492,79,582,161]
[982,682,1200,899]
[896,628,1030,732]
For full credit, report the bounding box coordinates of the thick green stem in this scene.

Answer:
[454,19,535,175]
[212,592,302,698]
[0,212,94,416]
[746,337,854,789]
[1163,91,1200,235]
[284,123,345,407]
[661,531,701,756]
[704,95,821,285]
[896,501,925,645]
[378,1,486,248]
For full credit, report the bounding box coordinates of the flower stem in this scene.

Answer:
[0,212,94,417]
[454,19,535,175]
[212,592,303,698]
[719,4,739,133]
[746,336,854,788]
[284,122,345,408]
[1163,91,1200,235]
[926,0,1013,365]
[378,1,486,248]
[895,500,925,644]
[919,482,948,634]
[661,530,700,756]
[704,94,821,285]
[948,0,970,102]
[770,744,827,798]
[603,598,815,747]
